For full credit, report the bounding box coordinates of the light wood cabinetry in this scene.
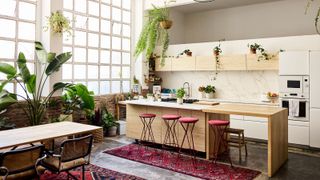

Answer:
[155,58,172,71]
[171,57,196,71]
[219,54,246,71]
[246,53,279,70]
[195,56,215,71]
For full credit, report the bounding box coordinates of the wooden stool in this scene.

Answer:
[226,128,248,161]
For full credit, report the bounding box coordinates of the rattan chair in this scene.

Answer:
[0,144,46,180]
[40,135,93,180]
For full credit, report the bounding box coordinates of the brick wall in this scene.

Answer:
[2,94,120,128]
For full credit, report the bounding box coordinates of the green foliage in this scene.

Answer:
[61,83,95,116]
[176,88,186,98]
[306,0,320,34]
[0,41,74,126]
[204,85,216,94]
[247,43,274,61]
[134,4,171,65]
[101,109,118,129]
[44,11,72,36]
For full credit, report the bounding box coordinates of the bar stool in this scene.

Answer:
[139,113,156,145]
[178,117,199,165]
[226,127,248,161]
[208,120,233,167]
[162,114,181,149]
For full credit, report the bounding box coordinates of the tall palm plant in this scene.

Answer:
[0,42,94,126]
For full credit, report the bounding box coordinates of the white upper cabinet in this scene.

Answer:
[144,0,195,10]
[310,51,320,108]
[279,51,310,75]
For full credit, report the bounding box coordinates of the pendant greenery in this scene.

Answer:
[134,3,173,65]
[44,11,72,36]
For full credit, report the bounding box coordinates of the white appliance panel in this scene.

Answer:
[288,121,309,146]
[310,51,320,108]
[279,51,309,75]
[310,108,320,148]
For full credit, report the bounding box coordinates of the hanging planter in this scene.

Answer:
[160,20,173,29]
[44,11,72,36]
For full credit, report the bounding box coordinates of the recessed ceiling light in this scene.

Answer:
[194,0,215,3]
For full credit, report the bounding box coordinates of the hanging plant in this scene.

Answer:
[306,0,320,34]
[134,1,175,66]
[44,11,72,36]
[212,42,222,80]
[247,43,274,61]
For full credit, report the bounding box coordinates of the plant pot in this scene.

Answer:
[177,98,183,104]
[250,48,257,54]
[106,126,118,137]
[198,92,205,99]
[186,52,192,56]
[205,92,214,99]
[59,114,73,121]
[213,51,220,56]
[160,20,173,29]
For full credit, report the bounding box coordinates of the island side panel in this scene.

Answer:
[268,109,288,177]
[205,113,230,159]
[146,106,163,144]
[126,104,147,140]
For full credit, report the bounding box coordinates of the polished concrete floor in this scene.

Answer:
[91,136,320,180]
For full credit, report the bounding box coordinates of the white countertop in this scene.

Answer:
[123,99,213,111]
[198,98,279,107]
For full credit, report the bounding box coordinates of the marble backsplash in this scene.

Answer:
[156,71,279,101]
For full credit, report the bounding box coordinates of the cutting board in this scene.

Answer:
[193,101,220,106]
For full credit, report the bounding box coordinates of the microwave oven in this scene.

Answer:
[279,76,309,98]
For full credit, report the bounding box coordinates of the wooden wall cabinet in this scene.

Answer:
[195,56,215,71]
[171,57,196,71]
[219,54,246,71]
[155,58,172,71]
[246,54,279,70]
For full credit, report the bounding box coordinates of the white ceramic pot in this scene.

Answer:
[177,98,183,104]
[199,92,205,99]
[205,92,214,99]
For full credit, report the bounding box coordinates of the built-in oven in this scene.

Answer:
[280,98,309,122]
[279,75,309,98]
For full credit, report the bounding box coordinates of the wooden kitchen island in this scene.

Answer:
[125,100,288,177]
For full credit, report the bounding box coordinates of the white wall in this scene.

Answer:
[170,0,318,44]
[169,10,186,44]
[155,35,320,101]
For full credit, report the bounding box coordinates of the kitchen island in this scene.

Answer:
[124,100,288,177]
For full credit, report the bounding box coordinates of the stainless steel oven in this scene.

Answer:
[279,76,309,98]
[280,98,309,122]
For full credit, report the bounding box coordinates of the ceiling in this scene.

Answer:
[171,0,284,13]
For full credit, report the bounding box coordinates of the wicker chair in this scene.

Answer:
[0,144,46,180]
[40,135,93,180]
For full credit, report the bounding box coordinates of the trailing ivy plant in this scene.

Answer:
[212,41,223,80]
[247,43,274,61]
[0,42,94,126]
[44,11,72,36]
[134,1,175,65]
[306,0,320,34]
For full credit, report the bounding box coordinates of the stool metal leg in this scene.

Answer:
[163,120,179,149]
[179,123,197,166]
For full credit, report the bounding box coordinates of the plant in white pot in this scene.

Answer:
[204,85,216,99]
[198,86,206,99]
[176,88,185,104]
[102,109,119,137]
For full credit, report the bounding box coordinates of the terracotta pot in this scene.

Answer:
[214,51,220,56]
[186,52,192,56]
[160,20,173,29]
[250,48,257,54]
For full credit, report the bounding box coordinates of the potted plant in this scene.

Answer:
[198,86,206,99]
[204,85,216,99]
[102,109,119,137]
[0,42,75,126]
[176,88,185,104]
[134,1,175,65]
[247,43,274,61]
[44,11,72,36]
[60,84,95,122]
[0,110,15,130]
[177,49,192,57]
[213,44,222,70]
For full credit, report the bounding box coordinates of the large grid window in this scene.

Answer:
[0,0,37,99]
[62,0,131,95]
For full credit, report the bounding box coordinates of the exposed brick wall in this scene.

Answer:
[2,94,121,128]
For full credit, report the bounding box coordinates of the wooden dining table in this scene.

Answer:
[0,121,104,150]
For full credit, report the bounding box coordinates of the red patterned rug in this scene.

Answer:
[40,164,144,180]
[104,144,261,180]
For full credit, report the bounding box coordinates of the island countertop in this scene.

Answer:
[123,99,214,111]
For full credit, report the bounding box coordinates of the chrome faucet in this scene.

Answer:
[183,82,190,99]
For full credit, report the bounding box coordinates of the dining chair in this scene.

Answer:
[0,144,46,180]
[40,134,93,180]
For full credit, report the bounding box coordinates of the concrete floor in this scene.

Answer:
[91,136,320,180]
